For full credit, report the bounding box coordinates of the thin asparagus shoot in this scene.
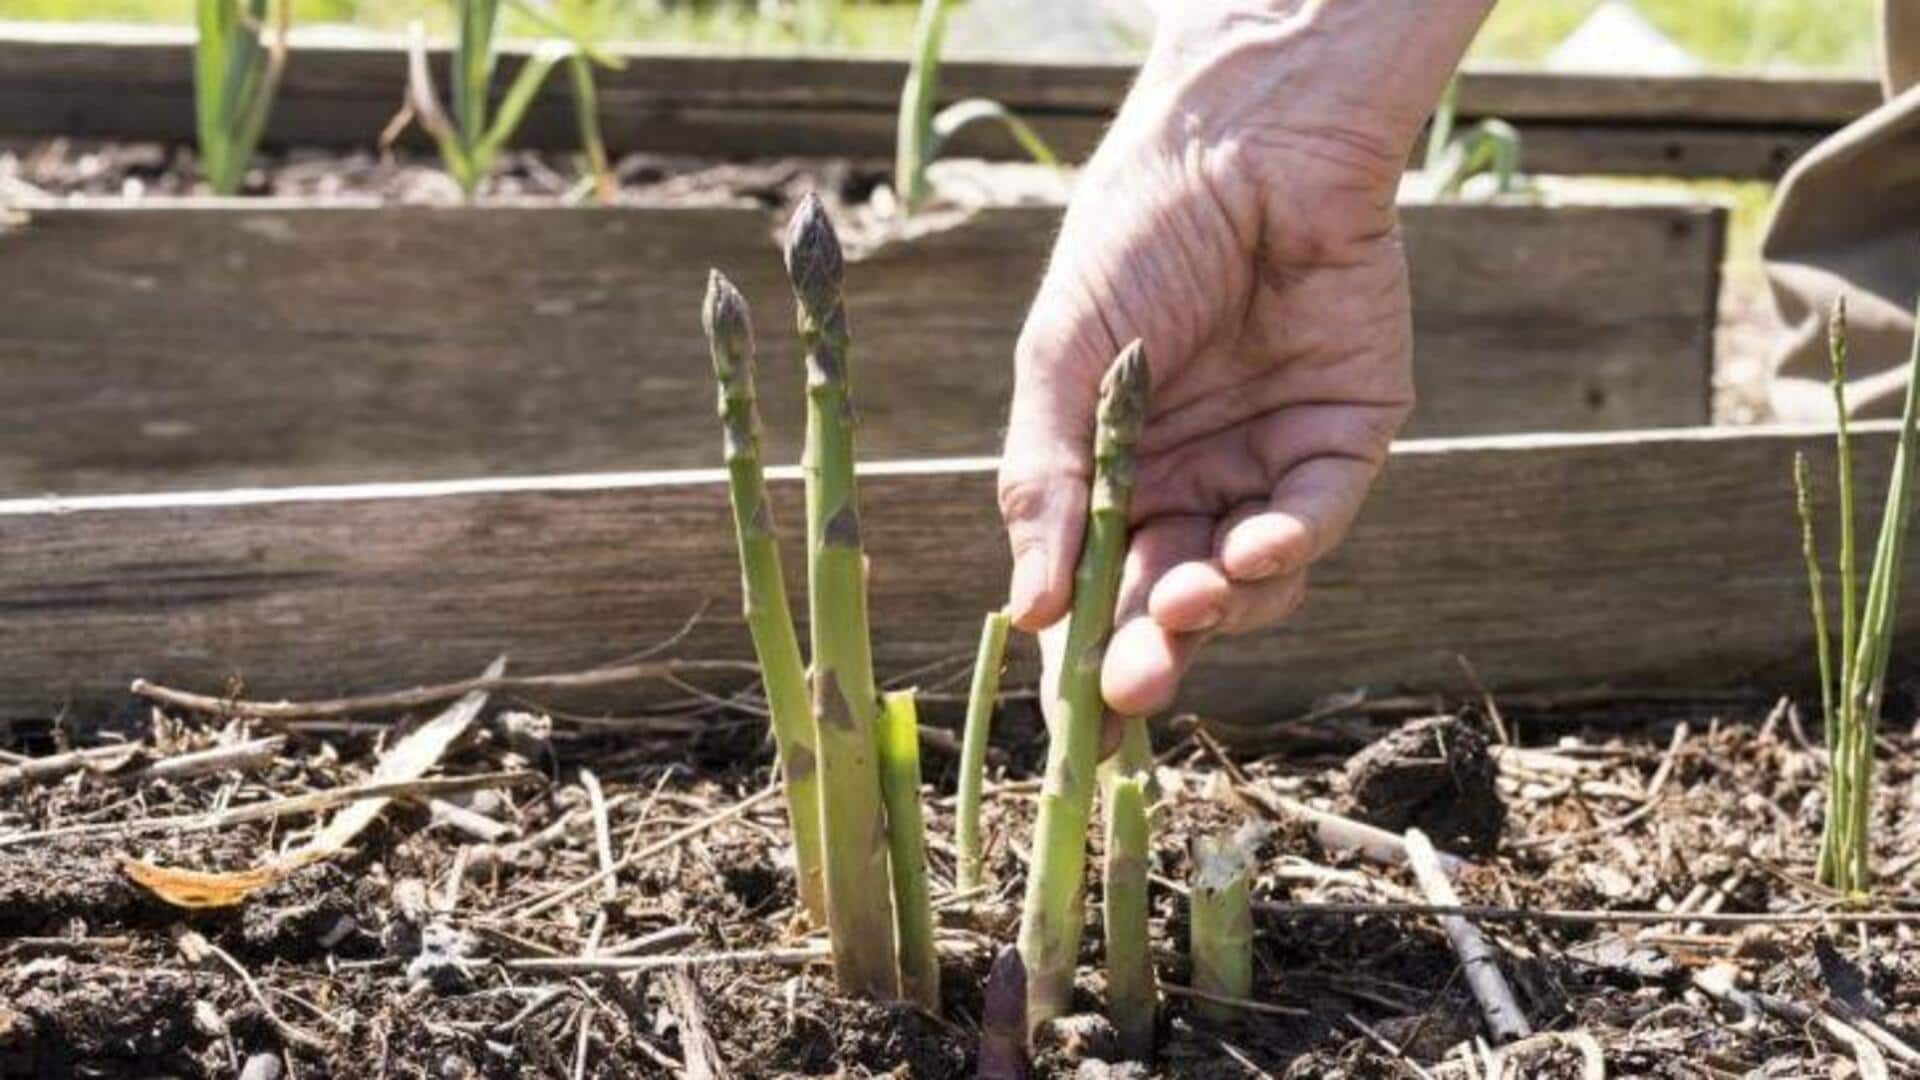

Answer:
[1188,831,1253,1023]
[1801,294,1920,896]
[701,270,828,928]
[1104,774,1156,1059]
[878,689,941,1011]
[786,193,900,998]
[956,609,1012,892]
[1017,340,1151,1033]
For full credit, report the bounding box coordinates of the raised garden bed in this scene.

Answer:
[3,412,1917,1075]
[0,196,1722,493]
[0,21,1880,179]
[1,423,1909,728]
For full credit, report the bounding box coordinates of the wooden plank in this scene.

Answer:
[0,23,1873,179]
[0,200,1719,494]
[0,424,1894,724]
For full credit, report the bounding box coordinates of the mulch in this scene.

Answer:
[2,662,1916,1078]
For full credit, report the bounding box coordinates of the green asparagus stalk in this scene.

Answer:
[878,689,941,1011]
[1801,296,1920,895]
[1103,774,1156,1059]
[1188,831,1253,1023]
[785,193,900,998]
[956,610,1012,892]
[701,270,829,929]
[1016,340,1151,1033]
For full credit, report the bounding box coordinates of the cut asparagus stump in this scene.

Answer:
[785,194,900,999]
[1188,831,1254,1023]
[700,270,828,929]
[1104,773,1156,1059]
[1016,341,1151,1034]
[878,689,941,1011]
[956,609,1013,892]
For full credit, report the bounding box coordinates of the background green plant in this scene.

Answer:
[195,0,287,194]
[8,0,1877,71]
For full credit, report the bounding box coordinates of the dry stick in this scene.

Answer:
[1403,829,1531,1044]
[1259,794,1468,877]
[579,769,617,902]
[494,785,781,919]
[1159,983,1310,1019]
[0,742,141,790]
[176,929,332,1054]
[1494,1032,1605,1080]
[662,968,731,1080]
[129,658,759,722]
[503,945,832,975]
[1693,965,1889,1080]
[129,736,287,785]
[0,770,540,849]
[1255,902,1920,929]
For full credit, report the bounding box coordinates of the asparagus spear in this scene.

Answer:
[785,193,900,999]
[701,271,829,928]
[956,609,1012,892]
[1104,774,1156,1059]
[1189,831,1253,1023]
[878,689,941,1011]
[1016,340,1151,1032]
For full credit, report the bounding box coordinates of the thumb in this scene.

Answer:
[1000,275,1115,633]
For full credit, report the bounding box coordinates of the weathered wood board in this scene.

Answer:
[0,22,1876,179]
[0,200,1721,494]
[0,424,1898,726]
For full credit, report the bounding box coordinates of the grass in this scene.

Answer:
[0,0,1879,70]
[1473,0,1877,72]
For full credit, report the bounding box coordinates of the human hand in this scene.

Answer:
[1000,0,1491,732]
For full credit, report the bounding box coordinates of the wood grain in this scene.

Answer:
[0,425,1895,725]
[0,200,1719,494]
[0,23,1873,179]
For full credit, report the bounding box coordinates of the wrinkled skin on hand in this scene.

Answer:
[999,0,1488,735]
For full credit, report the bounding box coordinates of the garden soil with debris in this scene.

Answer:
[3,672,1917,1078]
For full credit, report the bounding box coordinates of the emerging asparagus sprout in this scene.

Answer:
[194,0,289,195]
[1016,341,1150,1034]
[786,193,902,998]
[956,609,1013,892]
[402,1,569,200]
[1104,774,1156,1058]
[878,690,941,1011]
[700,270,829,928]
[1188,831,1254,1022]
[1795,295,1920,896]
[894,0,1058,216]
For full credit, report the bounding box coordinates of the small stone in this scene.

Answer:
[238,1052,283,1080]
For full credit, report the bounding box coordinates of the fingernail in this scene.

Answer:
[1009,551,1047,619]
[1236,556,1281,582]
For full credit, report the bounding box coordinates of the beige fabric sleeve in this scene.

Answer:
[1762,0,1920,420]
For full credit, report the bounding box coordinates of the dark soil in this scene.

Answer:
[2,676,1917,1078]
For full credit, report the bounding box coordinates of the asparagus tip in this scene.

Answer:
[703,270,754,353]
[1099,340,1151,447]
[783,192,845,315]
[978,946,1031,1079]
